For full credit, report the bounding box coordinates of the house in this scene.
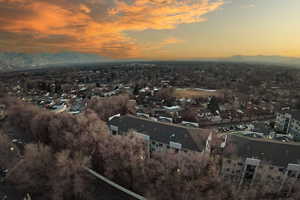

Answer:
[158,116,173,123]
[136,112,150,119]
[276,111,300,141]
[50,104,67,113]
[181,121,199,128]
[163,105,182,113]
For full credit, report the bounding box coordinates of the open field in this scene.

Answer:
[174,88,224,99]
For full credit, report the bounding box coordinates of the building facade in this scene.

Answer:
[222,157,300,193]
[108,115,300,191]
[108,115,202,154]
[276,111,300,141]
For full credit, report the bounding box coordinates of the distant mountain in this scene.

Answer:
[0,60,20,71]
[0,52,112,72]
[223,55,300,66]
[2,53,300,72]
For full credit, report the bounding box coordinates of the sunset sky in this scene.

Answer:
[0,0,299,59]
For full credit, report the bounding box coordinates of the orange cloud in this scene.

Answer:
[0,0,223,58]
[79,4,91,13]
[144,37,184,51]
[161,37,184,45]
[140,36,184,59]
[109,0,223,31]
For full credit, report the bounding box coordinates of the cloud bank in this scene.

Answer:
[0,0,223,58]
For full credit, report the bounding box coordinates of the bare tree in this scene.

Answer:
[7,143,54,197]
[7,103,41,136]
[51,150,94,200]
[94,133,147,191]
[157,87,175,106]
[145,151,228,200]
[30,111,55,144]
[87,95,131,121]
[0,132,20,169]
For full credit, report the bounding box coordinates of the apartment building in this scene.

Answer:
[108,115,206,153]
[222,134,300,191]
[108,115,300,191]
[276,111,300,141]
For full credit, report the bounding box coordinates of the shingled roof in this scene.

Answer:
[229,135,300,167]
[0,183,24,200]
[108,115,209,152]
[0,174,138,200]
[289,110,300,121]
[93,178,138,200]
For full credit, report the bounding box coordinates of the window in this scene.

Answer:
[112,130,117,135]
[246,165,256,173]
[278,168,284,172]
[288,170,296,178]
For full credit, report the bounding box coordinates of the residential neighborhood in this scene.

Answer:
[1,62,300,199]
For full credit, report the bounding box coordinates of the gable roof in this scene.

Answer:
[108,115,206,152]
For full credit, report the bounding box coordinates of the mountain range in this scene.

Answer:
[0,52,112,72]
[223,55,300,66]
[0,52,300,72]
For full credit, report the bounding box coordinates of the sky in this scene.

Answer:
[0,0,299,59]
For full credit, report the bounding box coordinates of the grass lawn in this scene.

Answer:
[174,88,223,99]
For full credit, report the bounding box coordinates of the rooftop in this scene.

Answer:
[0,172,139,200]
[0,183,24,200]
[279,110,300,121]
[109,115,210,152]
[229,134,300,167]
[290,110,300,121]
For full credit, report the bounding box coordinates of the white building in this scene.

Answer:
[276,111,300,141]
